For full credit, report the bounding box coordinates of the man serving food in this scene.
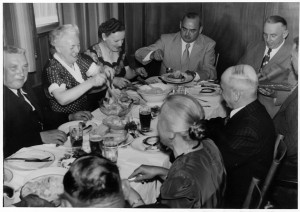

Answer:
[135,12,216,81]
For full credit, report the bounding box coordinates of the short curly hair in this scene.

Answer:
[98,18,125,40]
[49,24,79,47]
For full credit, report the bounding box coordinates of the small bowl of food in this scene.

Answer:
[99,98,133,117]
[137,83,173,103]
[102,115,129,130]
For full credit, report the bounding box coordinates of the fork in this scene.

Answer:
[5,156,51,162]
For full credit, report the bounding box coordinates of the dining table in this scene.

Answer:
[3,79,227,207]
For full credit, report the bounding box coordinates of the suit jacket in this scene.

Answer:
[135,32,216,80]
[238,41,296,117]
[273,86,298,181]
[207,100,275,208]
[3,86,68,158]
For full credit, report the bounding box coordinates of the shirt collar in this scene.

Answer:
[230,105,246,118]
[181,39,195,53]
[8,88,27,96]
[265,40,285,58]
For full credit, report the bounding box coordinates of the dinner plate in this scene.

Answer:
[161,73,194,84]
[198,87,220,96]
[131,136,160,153]
[5,149,55,171]
[58,120,102,135]
[118,134,134,148]
[21,167,67,206]
[3,168,13,183]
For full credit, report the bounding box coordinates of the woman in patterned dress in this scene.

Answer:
[44,24,112,115]
[85,18,147,89]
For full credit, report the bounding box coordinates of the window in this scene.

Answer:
[33,3,59,33]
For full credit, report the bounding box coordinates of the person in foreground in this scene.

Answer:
[238,15,297,118]
[85,18,147,89]
[273,37,298,183]
[128,94,226,208]
[206,64,276,208]
[135,12,216,80]
[14,155,149,208]
[4,46,75,158]
[44,24,111,114]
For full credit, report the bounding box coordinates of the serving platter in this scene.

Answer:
[161,73,194,84]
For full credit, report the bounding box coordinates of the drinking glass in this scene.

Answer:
[102,140,119,163]
[139,105,152,132]
[69,124,83,150]
[89,127,104,155]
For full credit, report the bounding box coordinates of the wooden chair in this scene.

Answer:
[242,134,287,209]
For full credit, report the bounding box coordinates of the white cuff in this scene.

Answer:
[48,83,66,96]
[86,62,99,77]
[194,72,200,81]
[143,51,154,62]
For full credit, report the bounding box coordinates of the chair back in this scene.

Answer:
[242,134,287,209]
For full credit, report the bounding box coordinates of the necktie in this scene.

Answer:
[260,48,272,71]
[181,43,190,71]
[224,115,230,125]
[17,89,44,130]
[17,89,32,111]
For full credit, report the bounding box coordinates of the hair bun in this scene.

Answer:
[188,120,207,141]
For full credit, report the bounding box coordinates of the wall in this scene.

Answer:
[125,2,299,78]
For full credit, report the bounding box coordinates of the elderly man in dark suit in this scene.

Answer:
[3,46,92,158]
[238,15,297,118]
[135,12,216,80]
[206,64,276,208]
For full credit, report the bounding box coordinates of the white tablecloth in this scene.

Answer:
[4,89,226,206]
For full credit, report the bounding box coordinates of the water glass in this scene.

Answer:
[139,105,152,132]
[102,140,119,163]
[69,124,83,150]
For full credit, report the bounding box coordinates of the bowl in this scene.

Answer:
[99,98,133,117]
[102,115,129,130]
[137,83,173,103]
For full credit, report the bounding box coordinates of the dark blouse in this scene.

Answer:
[86,43,128,77]
[44,54,92,113]
[159,138,226,208]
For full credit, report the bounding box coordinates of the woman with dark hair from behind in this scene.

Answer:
[85,18,147,89]
[128,94,226,208]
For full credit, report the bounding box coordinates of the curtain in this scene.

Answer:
[59,3,121,52]
[3,3,37,72]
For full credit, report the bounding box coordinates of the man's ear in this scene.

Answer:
[199,26,203,34]
[231,89,241,102]
[283,29,289,39]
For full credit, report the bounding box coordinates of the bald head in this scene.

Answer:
[221,65,258,109]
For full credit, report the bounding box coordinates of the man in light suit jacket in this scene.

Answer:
[238,15,297,118]
[135,12,216,80]
[206,65,276,208]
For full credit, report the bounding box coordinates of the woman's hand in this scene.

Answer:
[128,165,169,182]
[135,67,148,77]
[122,179,144,207]
[89,73,107,87]
[113,77,131,89]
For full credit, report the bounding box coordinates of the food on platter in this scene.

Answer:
[103,116,129,130]
[21,175,64,206]
[200,88,216,93]
[167,70,185,82]
[99,97,133,116]
[139,87,165,94]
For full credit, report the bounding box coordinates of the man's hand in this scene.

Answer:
[69,111,93,121]
[135,67,148,77]
[40,130,67,146]
[113,77,131,89]
[150,49,164,61]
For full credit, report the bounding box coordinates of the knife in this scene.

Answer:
[5,157,52,162]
